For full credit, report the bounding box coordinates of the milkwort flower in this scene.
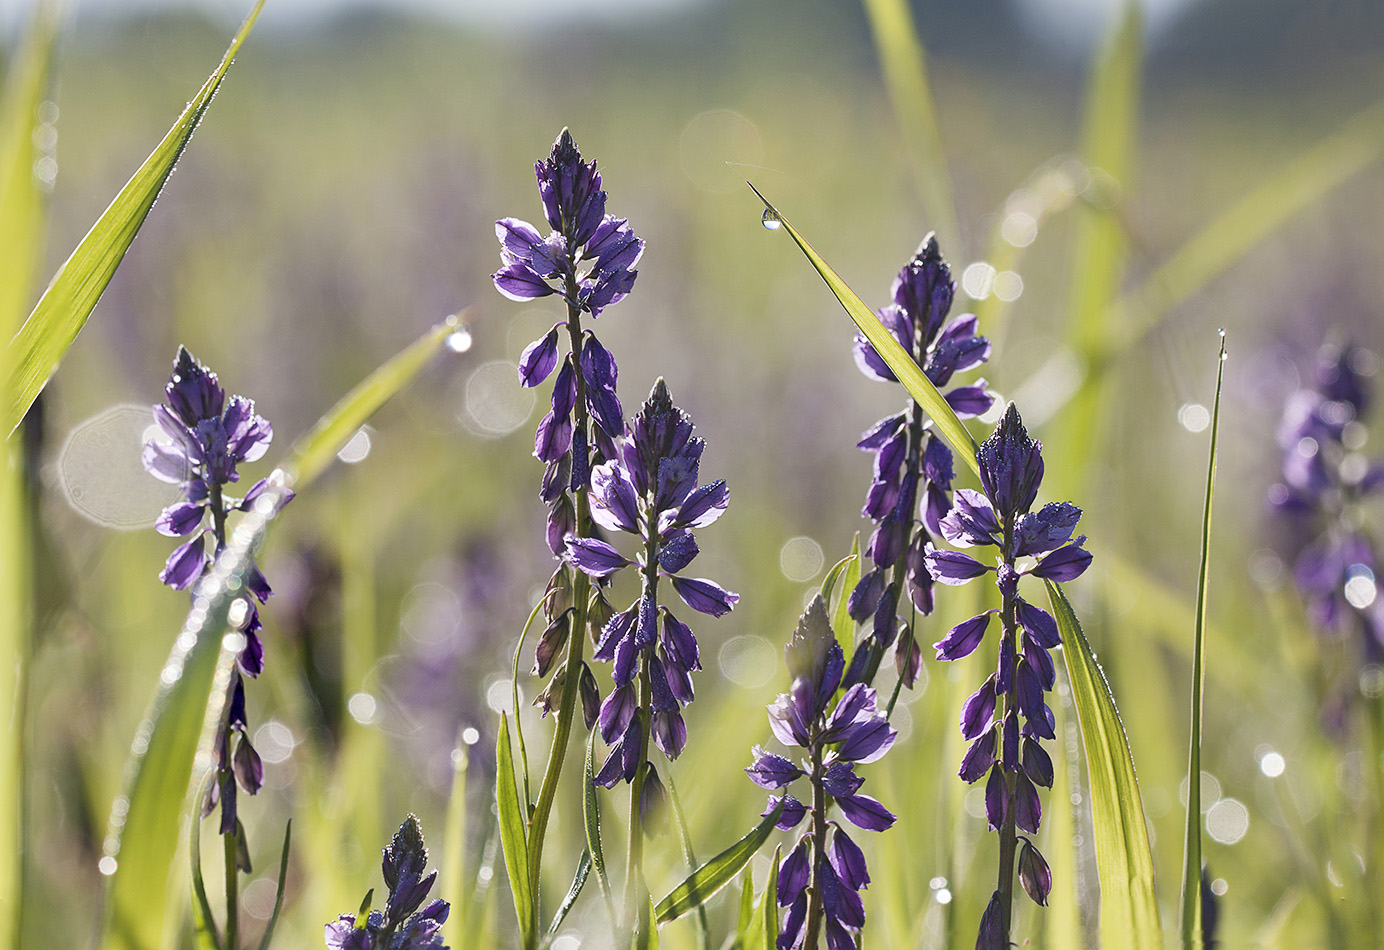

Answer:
[566,379,736,802]
[746,595,896,950]
[845,235,993,691]
[491,129,645,734]
[324,814,450,950]
[142,346,292,833]
[923,402,1091,946]
[1268,343,1384,663]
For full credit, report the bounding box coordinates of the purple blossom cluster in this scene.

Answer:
[492,129,644,554]
[923,403,1090,938]
[142,346,291,832]
[566,380,736,793]
[324,815,450,950]
[746,596,896,950]
[846,236,993,690]
[1268,343,1384,658]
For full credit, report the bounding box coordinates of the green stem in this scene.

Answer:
[222,820,239,950]
[802,739,828,950]
[995,515,1019,941]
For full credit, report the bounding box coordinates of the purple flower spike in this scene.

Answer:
[977,402,1044,518]
[325,816,450,950]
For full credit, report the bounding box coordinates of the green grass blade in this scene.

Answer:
[744,846,780,950]
[188,776,221,950]
[497,712,536,948]
[1044,580,1161,950]
[443,740,471,947]
[1110,97,1384,356]
[860,0,960,251]
[544,849,590,941]
[281,315,462,488]
[584,729,616,924]
[655,798,785,924]
[831,535,861,642]
[253,821,292,950]
[749,185,980,479]
[734,866,754,948]
[1180,333,1226,949]
[818,551,856,612]
[101,479,291,950]
[3,0,266,435]
[666,773,712,950]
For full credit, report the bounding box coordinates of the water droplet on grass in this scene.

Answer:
[761,208,782,230]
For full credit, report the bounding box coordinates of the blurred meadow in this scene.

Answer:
[8,0,1384,947]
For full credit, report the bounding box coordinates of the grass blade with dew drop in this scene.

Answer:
[497,712,536,949]
[748,185,980,480]
[3,0,266,436]
[543,849,591,943]
[860,0,960,252]
[1180,332,1226,949]
[1045,579,1162,950]
[655,799,785,924]
[584,729,616,925]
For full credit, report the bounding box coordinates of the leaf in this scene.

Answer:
[496,713,536,949]
[584,728,615,921]
[831,534,861,643]
[655,798,785,924]
[734,866,754,949]
[544,849,590,941]
[748,185,980,480]
[1180,333,1225,949]
[281,315,463,488]
[100,479,291,950]
[4,0,266,435]
[188,777,221,950]
[253,821,292,950]
[666,773,712,950]
[743,846,780,950]
[860,0,959,251]
[1045,580,1162,950]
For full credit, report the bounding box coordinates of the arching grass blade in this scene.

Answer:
[544,849,590,942]
[655,798,785,924]
[497,712,536,949]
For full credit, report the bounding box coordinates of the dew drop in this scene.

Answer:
[761,208,782,230]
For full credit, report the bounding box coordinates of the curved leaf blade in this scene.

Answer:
[584,729,615,923]
[1180,333,1225,948]
[4,0,266,435]
[281,314,463,488]
[748,185,980,479]
[253,821,292,950]
[1045,580,1161,950]
[743,846,780,950]
[544,849,590,941]
[497,713,535,947]
[655,798,785,924]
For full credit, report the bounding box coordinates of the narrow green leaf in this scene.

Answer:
[1180,333,1225,949]
[443,739,471,947]
[666,773,712,950]
[818,552,856,611]
[655,798,785,924]
[101,480,291,950]
[282,315,462,488]
[744,846,780,950]
[496,713,535,948]
[748,185,980,479]
[1045,580,1161,950]
[544,849,590,941]
[831,534,861,644]
[253,821,292,950]
[734,866,754,948]
[584,729,615,921]
[860,0,960,251]
[511,594,558,812]
[188,777,221,950]
[4,0,266,435]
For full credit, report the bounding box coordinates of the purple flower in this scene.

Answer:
[749,595,896,949]
[325,816,450,949]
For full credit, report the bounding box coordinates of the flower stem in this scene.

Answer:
[222,821,239,950]
[995,515,1019,941]
[803,739,827,950]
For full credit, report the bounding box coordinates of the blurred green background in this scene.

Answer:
[10,0,1384,946]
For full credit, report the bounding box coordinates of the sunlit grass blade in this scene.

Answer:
[831,535,861,642]
[444,738,472,946]
[544,849,590,941]
[666,773,712,950]
[3,0,265,436]
[1180,333,1225,949]
[188,776,221,950]
[743,846,780,950]
[748,185,980,479]
[281,314,463,488]
[253,821,291,950]
[511,595,558,809]
[584,729,615,923]
[655,798,785,924]
[1053,1,1142,496]
[497,712,536,949]
[1109,96,1384,356]
[818,550,856,611]
[734,866,754,949]
[1044,579,1161,950]
[100,479,291,950]
[1044,688,1082,949]
[860,0,960,251]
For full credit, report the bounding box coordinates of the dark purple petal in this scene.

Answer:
[225,397,272,465]
[1022,737,1053,788]
[533,409,573,463]
[1015,664,1045,720]
[958,728,997,783]
[852,331,896,382]
[836,714,897,765]
[166,347,224,427]
[237,630,264,677]
[658,532,700,573]
[550,358,577,418]
[660,646,695,704]
[545,496,576,557]
[599,682,637,744]
[923,545,991,586]
[861,471,901,523]
[944,380,994,419]
[925,332,990,388]
[652,708,687,758]
[858,412,905,450]
[493,261,555,301]
[1025,638,1056,689]
[142,438,192,484]
[777,839,811,907]
[984,766,1008,830]
[895,628,922,687]
[594,607,635,662]
[746,746,805,789]
[1003,710,1020,772]
[822,683,877,741]
[1019,839,1052,906]
[939,488,1000,547]
[996,563,1020,599]
[824,918,854,950]
[960,676,997,740]
[847,570,886,623]
[828,825,870,890]
[160,535,207,590]
[905,536,935,613]
[579,663,601,730]
[155,501,205,537]
[660,611,700,671]
[976,892,1005,950]
[764,794,807,831]
[232,733,263,794]
[1012,501,1082,558]
[569,425,590,492]
[779,892,807,950]
[669,575,738,616]
[670,479,730,530]
[1014,770,1042,834]
[934,611,993,661]
[1016,599,1060,649]
[565,537,630,577]
[1033,536,1093,581]
[818,856,865,928]
[822,761,865,798]
[589,460,639,534]
[836,793,895,832]
[1024,703,1057,741]
[922,435,955,488]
